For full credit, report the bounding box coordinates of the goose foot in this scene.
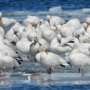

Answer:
[27,56,29,63]
[81,68,83,77]
[78,68,80,73]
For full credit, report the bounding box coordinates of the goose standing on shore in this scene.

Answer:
[0,12,17,33]
[69,49,90,76]
[30,36,42,62]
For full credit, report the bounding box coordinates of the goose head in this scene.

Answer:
[46,15,50,23]
[51,26,56,31]
[82,23,87,32]
[74,32,80,39]
[34,22,38,27]
[24,23,32,31]
[39,19,44,24]
[34,36,39,43]
[37,46,48,53]
[10,19,17,24]
[0,12,2,20]
[86,19,90,26]
[43,46,48,52]
[12,26,19,34]
[4,39,11,47]
[56,34,61,44]
[36,46,43,53]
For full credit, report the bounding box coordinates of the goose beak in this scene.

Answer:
[85,27,87,32]
[48,19,50,23]
[35,23,37,27]
[34,40,36,43]
[0,17,1,20]
[40,21,41,24]
[87,22,89,26]
[78,34,80,37]
[46,49,48,52]
[36,50,39,53]
[59,41,61,44]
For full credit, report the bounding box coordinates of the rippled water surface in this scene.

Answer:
[0,0,90,12]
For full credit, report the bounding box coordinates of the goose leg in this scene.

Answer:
[27,56,29,63]
[5,28,7,34]
[52,69,53,72]
[81,68,83,77]
[3,69,6,77]
[0,69,2,77]
[78,68,80,73]
[47,69,51,81]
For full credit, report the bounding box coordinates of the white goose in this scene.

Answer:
[60,25,76,37]
[46,15,65,25]
[5,26,19,43]
[73,37,90,56]
[36,46,70,75]
[19,23,32,39]
[69,49,90,76]
[0,12,17,32]
[22,15,40,27]
[16,38,32,63]
[4,39,17,50]
[86,15,90,26]
[0,50,20,77]
[50,34,73,55]
[30,36,42,62]
[0,27,22,61]
[66,19,81,30]
[42,27,56,43]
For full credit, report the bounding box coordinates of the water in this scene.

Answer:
[1,0,90,89]
[1,83,90,90]
[0,0,90,12]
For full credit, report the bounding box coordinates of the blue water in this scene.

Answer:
[1,84,90,90]
[0,0,90,12]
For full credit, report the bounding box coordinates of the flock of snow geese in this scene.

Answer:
[0,12,90,77]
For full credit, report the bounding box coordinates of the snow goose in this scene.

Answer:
[16,38,32,63]
[36,46,70,67]
[82,23,87,32]
[0,27,23,61]
[42,27,56,43]
[69,49,90,76]
[4,39,17,50]
[73,26,85,37]
[36,46,70,80]
[46,15,65,25]
[50,34,73,55]
[73,37,90,56]
[19,23,32,39]
[0,12,17,33]
[30,36,42,62]
[27,29,37,41]
[66,19,81,30]
[60,24,76,37]
[0,50,20,77]
[86,15,90,26]
[22,15,40,27]
[5,26,19,43]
